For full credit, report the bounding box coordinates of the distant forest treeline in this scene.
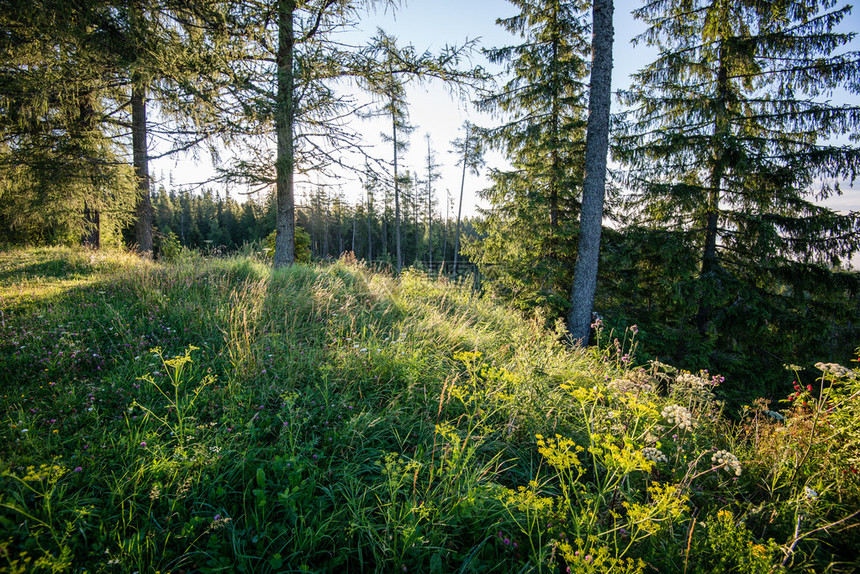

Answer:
[146,184,478,268]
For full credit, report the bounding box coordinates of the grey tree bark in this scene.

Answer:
[273,0,297,268]
[567,0,613,345]
[132,83,153,257]
[393,112,402,273]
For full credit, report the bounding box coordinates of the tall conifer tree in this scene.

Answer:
[468,0,590,313]
[87,0,234,256]
[617,0,860,370]
[0,0,137,244]
[0,0,235,251]
[450,121,483,275]
[423,133,441,268]
[366,35,415,272]
[211,0,373,267]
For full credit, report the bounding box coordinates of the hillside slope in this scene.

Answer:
[1,248,858,572]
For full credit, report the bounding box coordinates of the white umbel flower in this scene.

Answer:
[711,449,742,476]
[815,362,854,378]
[641,447,669,464]
[661,404,694,431]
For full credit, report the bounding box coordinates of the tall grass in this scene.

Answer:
[0,247,858,573]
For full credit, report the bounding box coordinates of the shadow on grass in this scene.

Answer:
[0,247,101,282]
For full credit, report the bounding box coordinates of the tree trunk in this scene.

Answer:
[309,193,317,256]
[338,203,344,255]
[79,91,100,249]
[696,44,729,333]
[366,190,373,262]
[83,206,100,249]
[392,109,402,273]
[414,187,420,264]
[382,188,389,261]
[273,0,296,267]
[426,137,433,270]
[549,18,560,237]
[453,128,467,275]
[382,211,388,262]
[131,82,153,257]
[443,190,449,267]
[567,0,614,345]
[323,202,330,258]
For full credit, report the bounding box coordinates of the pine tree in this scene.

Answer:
[272,0,298,266]
[366,37,415,272]
[617,0,860,377]
[442,189,451,264]
[196,0,363,266]
[468,0,591,313]
[410,171,421,265]
[0,0,236,252]
[153,186,175,236]
[92,0,235,256]
[210,3,479,267]
[363,166,381,262]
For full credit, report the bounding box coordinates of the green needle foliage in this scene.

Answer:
[613,0,860,394]
[0,0,243,252]
[0,0,137,245]
[468,0,591,316]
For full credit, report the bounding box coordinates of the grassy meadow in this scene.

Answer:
[0,247,858,573]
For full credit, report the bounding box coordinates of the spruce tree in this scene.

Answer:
[0,0,137,244]
[89,0,235,256]
[468,0,590,313]
[616,0,860,378]
[0,0,236,251]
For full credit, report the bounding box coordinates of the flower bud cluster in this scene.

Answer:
[674,372,716,402]
[711,450,741,476]
[661,404,694,431]
[788,381,814,405]
[641,447,668,464]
